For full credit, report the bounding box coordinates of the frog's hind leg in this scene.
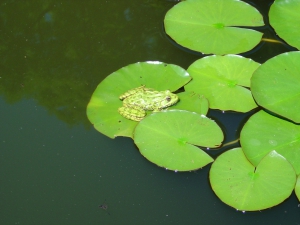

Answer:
[118,105,146,121]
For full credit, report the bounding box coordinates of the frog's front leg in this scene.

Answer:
[118,104,146,121]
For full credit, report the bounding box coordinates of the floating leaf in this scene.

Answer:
[185,55,259,112]
[269,0,300,50]
[251,51,300,123]
[86,62,191,138]
[164,0,264,55]
[171,91,209,115]
[134,110,224,171]
[240,110,300,175]
[210,148,296,211]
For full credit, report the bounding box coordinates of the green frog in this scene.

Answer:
[118,85,179,121]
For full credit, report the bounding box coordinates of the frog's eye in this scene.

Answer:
[166,96,171,101]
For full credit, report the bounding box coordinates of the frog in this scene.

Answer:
[118,85,179,121]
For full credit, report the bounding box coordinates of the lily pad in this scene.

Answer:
[210,148,296,211]
[296,175,300,201]
[185,55,259,112]
[134,110,224,171]
[240,110,300,175]
[164,0,264,55]
[86,61,191,138]
[171,91,209,115]
[269,0,300,50]
[251,51,300,123]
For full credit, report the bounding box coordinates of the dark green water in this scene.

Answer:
[1,0,299,224]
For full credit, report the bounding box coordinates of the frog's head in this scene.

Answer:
[160,90,178,109]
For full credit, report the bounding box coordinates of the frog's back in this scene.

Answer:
[119,86,155,100]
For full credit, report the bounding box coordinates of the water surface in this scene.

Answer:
[1,0,299,224]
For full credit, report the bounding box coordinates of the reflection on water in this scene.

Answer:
[0,0,192,127]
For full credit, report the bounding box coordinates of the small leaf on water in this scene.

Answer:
[210,148,296,211]
[185,55,259,112]
[164,0,264,54]
[86,62,191,138]
[269,0,300,50]
[240,110,300,175]
[134,110,224,171]
[251,51,300,123]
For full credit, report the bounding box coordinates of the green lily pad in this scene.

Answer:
[269,0,300,50]
[134,110,224,171]
[164,0,264,55]
[251,51,300,123]
[185,55,259,112]
[171,91,209,115]
[210,148,296,211]
[296,175,300,201]
[86,62,191,138]
[240,110,300,175]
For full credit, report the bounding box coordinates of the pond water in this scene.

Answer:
[1,0,299,224]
